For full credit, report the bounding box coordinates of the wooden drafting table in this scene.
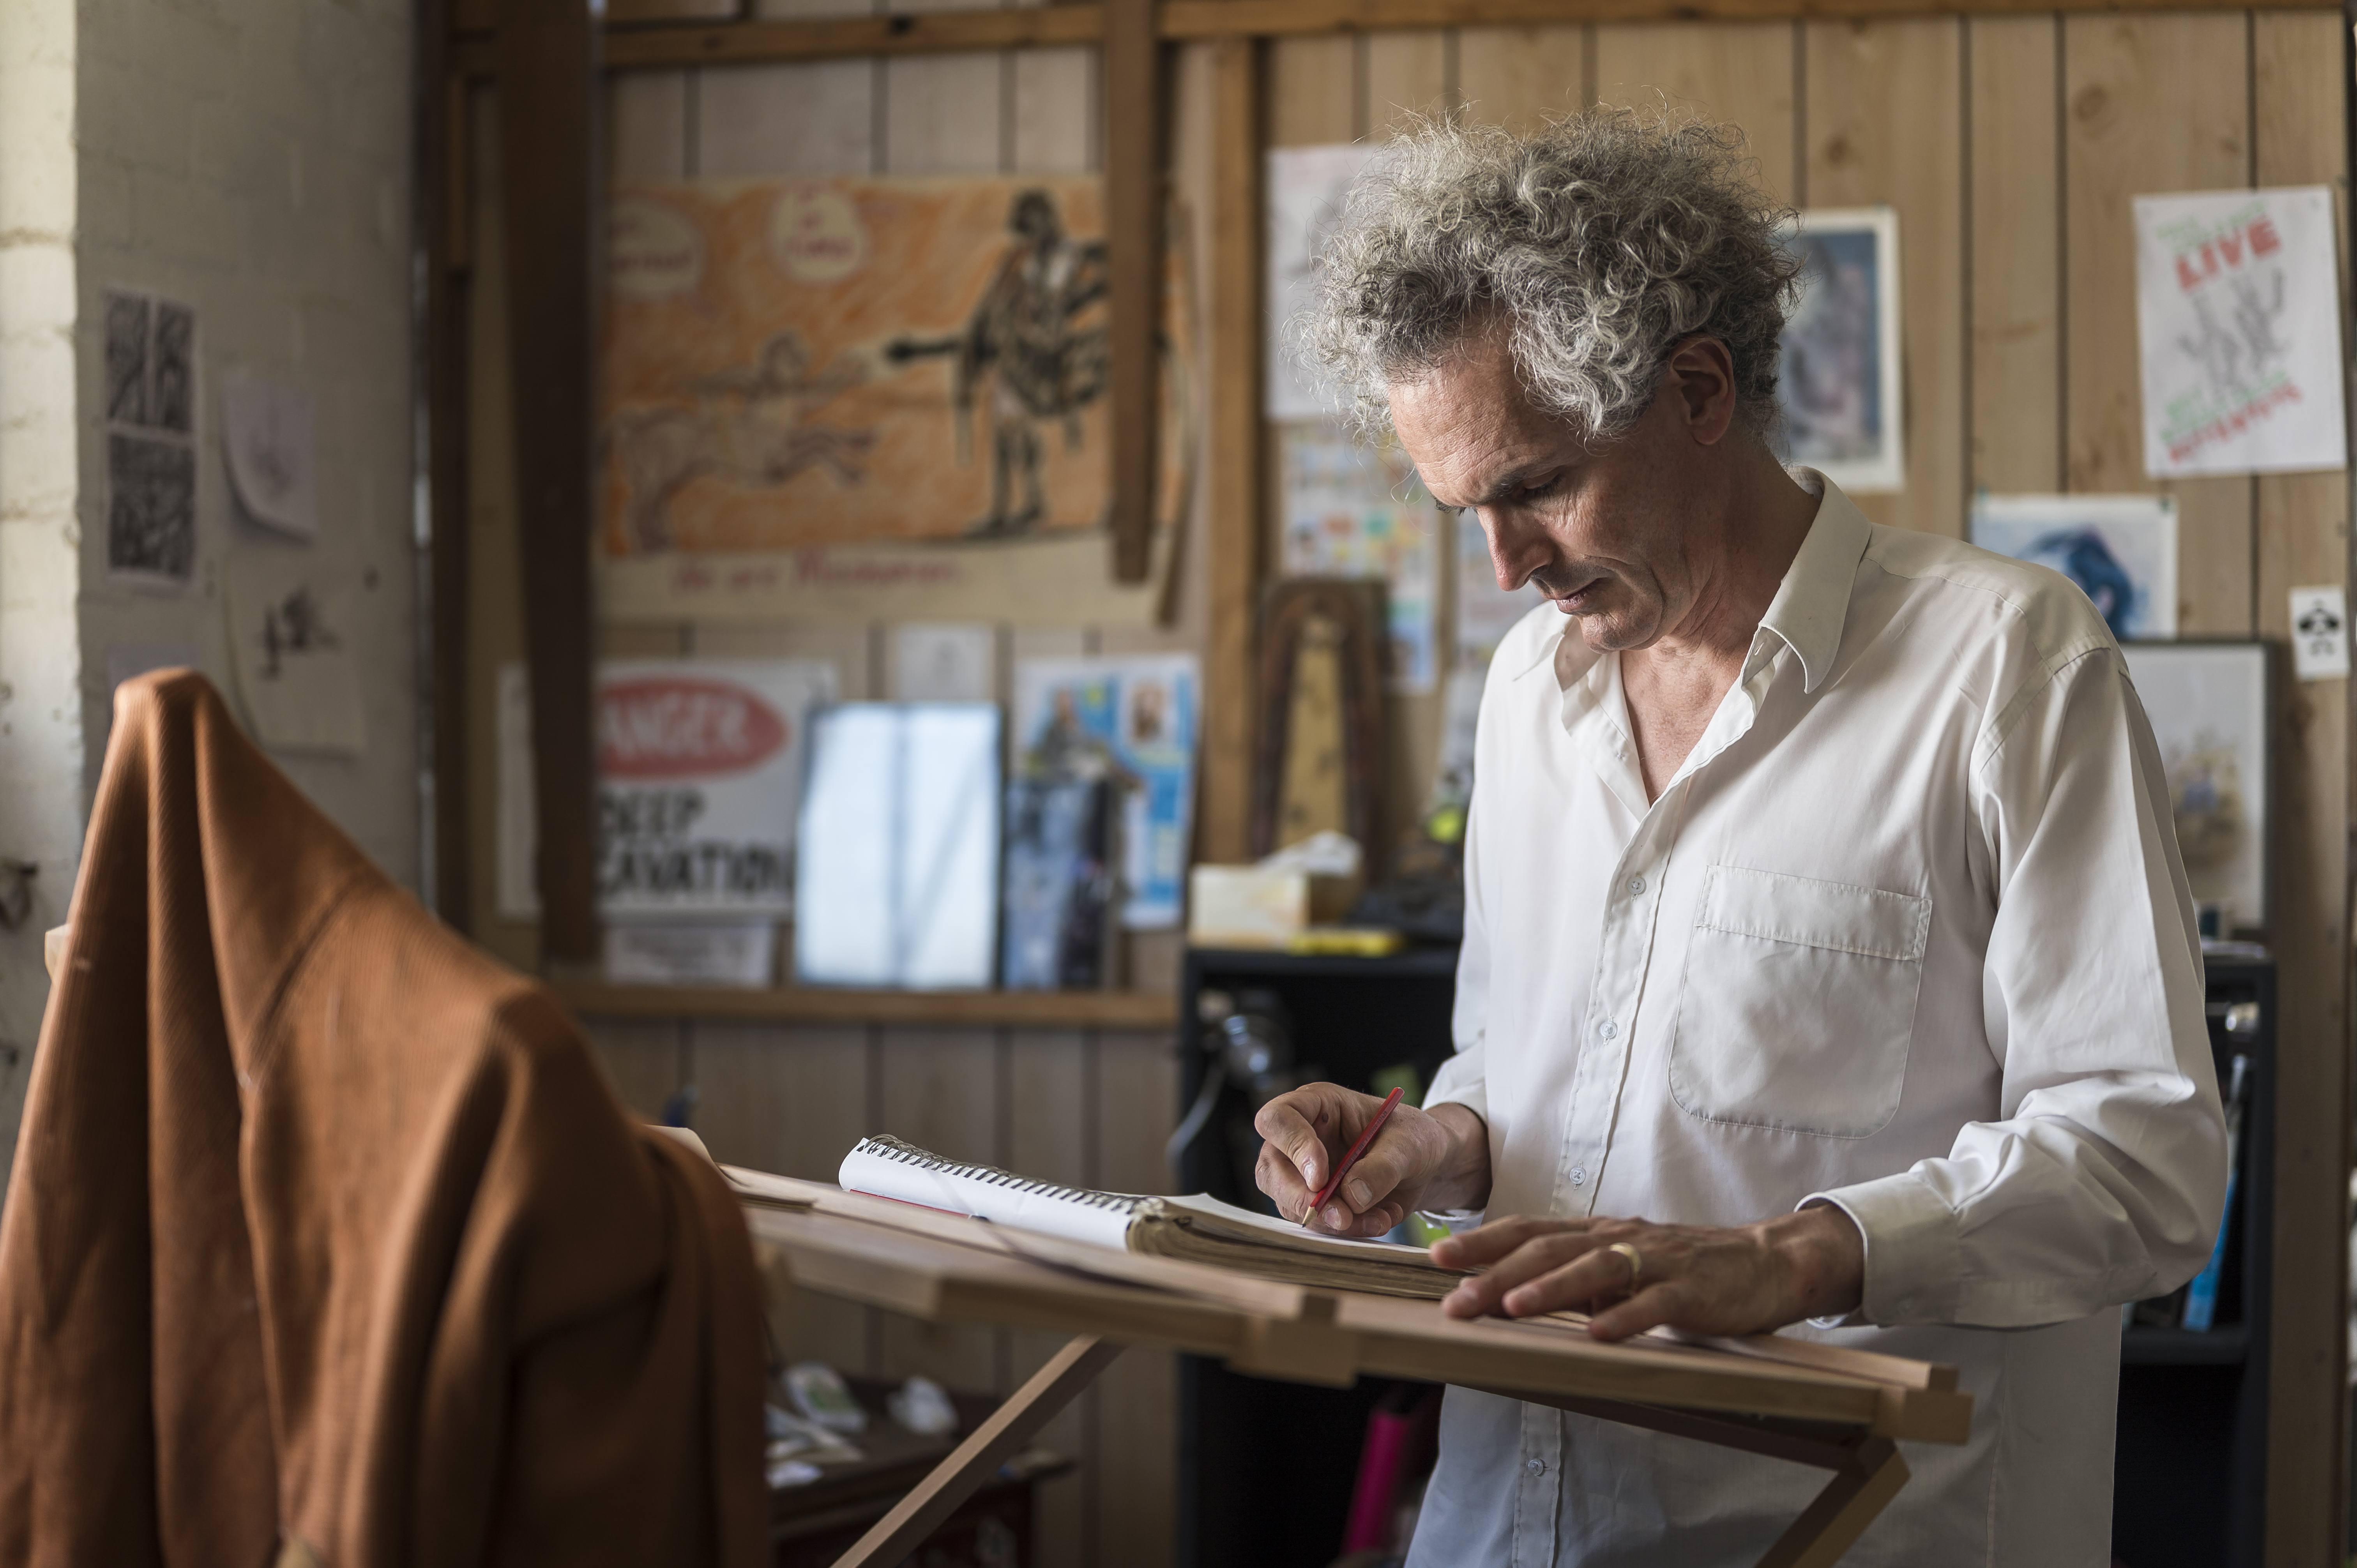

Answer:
[738,1182,1972,1568]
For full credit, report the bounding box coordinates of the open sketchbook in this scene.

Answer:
[839,1135,1465,1300]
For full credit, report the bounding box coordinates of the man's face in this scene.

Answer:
[1389,327,1716,654]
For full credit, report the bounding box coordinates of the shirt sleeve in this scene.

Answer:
[1424,777,1491,1128]
[1804,646,2227,1330]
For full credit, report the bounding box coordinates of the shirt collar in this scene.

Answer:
[1755,469,1871,695]
[1506,467,1871,695]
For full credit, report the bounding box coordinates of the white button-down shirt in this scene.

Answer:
[1408,474,2225,1568]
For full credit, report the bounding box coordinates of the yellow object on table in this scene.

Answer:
[1285,927,1406,957]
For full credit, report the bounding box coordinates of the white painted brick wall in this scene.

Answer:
[0,0,415,1179]
[74,0,417,881]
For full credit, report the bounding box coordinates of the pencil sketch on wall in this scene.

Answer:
[599,176,1191,558]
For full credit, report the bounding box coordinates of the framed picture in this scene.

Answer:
[2118,641,2270,932]
[1971,493,2179,641]
[1776,207,1904,494]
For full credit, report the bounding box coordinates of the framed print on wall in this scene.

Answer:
[2118,641,2271,932]
[1775,207,1904,494]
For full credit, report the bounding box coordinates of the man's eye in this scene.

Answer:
[1518,475,1561,501]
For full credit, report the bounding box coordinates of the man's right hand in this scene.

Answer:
[1253,1086,1491,1237]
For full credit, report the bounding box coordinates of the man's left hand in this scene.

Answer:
[1430,1203,1866,1341]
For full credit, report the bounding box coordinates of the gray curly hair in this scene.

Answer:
[1297,108,1802,444]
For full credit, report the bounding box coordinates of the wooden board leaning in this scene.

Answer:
[738,1176,1972,1568]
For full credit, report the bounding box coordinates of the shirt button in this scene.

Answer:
[1598,1020,1617,1039]
[1525,1459,1547,1476]
[1627,876,1645,894]
[1569,1167,1587,1185]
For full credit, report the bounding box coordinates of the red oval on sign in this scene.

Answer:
[598,677,788,780]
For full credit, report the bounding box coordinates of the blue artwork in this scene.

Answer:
[1970,494,2179,641]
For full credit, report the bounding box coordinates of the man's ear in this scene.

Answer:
[1664,336,1740,447]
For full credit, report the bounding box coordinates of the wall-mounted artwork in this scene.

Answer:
[1775,207,1903,494]
[1012,654,1200,932]
[2134,185,2346,478]
[1970,493,2179,641]
[2118,642,2269,931]
[105,289,198,584]
[1278,425,1439,694]
[598,178,1192,624]
[1265,144,1378,421]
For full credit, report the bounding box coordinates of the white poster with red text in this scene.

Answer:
[498,658,837,920]
[2135,186,2346,478]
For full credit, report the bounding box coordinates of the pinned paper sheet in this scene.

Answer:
[224,553,365,755]
[1265,145,1379,420]
[893,622,995,701]
[221,377,318,539]
[2135,186,2347,477]
[2290,586,2350,681]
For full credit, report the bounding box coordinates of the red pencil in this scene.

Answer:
[1303,1086,1406,1231]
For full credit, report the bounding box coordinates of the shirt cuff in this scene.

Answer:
[1799,1173,1961,1328]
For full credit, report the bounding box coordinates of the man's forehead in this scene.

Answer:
[1390,371,1574,507]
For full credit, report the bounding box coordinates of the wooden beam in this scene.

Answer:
[425,19,472,929]
[1200,34,1260,865]
[1156,0,2337,33]
[497,0,601,964]
[601,6,1103,68]
[494,0,2345,80]
[829,1337,1127,1568]
[1105,0,1162,584]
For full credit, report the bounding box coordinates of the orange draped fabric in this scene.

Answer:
[0,671,765,1568]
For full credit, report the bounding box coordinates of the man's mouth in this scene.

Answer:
[1543,576,1606,612]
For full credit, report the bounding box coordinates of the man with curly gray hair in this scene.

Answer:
[1254,111,2222,1566]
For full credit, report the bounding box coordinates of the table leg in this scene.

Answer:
[828,1334,1125,1568]
[1751,1437,1909,1568]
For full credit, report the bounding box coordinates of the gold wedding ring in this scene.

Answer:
[1605,1241,1643,1295]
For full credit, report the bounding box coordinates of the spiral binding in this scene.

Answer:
[857,1134,1145,1212]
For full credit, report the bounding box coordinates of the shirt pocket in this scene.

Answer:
[1666,863,1931,1139]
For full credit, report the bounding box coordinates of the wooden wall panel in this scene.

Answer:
[2250,16,2350,1563]
[580,1017,684,1121]
[1456,23,1588,131]
[875,1027,1005,1395]
[1591,22,1799,203]
[699,59,878,176]
[1365,30,1451,134]
[1007,1027,1094,1568]
[1267,35,1355,147]
[1013,47,1101,172]
[884,55,1007,173]
[2062,13,2253,635]
[608,70,688,179]
[1966,16,2062,493]
[1803,19,1966,537]
[698,1021,876,1374]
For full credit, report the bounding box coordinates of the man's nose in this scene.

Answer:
[1481,509,1553,592]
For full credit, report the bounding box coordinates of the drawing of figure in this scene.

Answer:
[1025,687,1134,788]
[603,329,876,554]
[2178,293,2253,399]
[261,585,337,680]
[885,189,1110,537]
[2226,268,2290,369]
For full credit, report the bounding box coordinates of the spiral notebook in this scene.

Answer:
[839,1135,1463,1300]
